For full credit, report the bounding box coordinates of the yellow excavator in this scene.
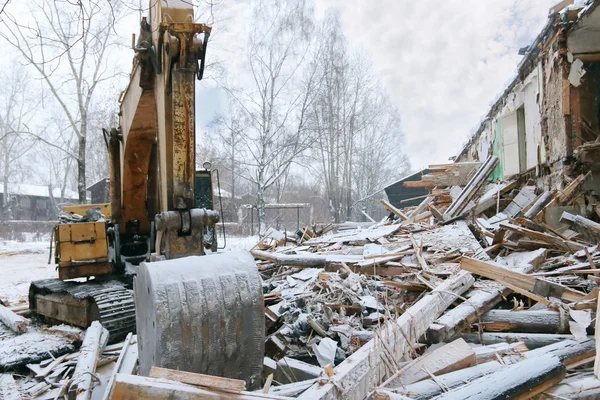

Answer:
[29,1,264,388]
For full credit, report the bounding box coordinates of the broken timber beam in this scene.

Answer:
[460,332,583,349]
[479,309,568,334]
[523,190,557,220]
[427,250,547,343]
[499,222,586,252]
[426,286,508,343]
[297,271,475,400]
[149,367,247,391]
[379,338,594,399]
[251,250,326,268]
[111,373,290,399]
[561,211,600,244]
[405,196,434,223]
[386,360,506,399]
[524,338,596,367]
[443,155,499,220]
[383,338,475,387]
[0,304,29,333]
[433,354,565,400]
[461,257,586,304]
[380,199,408,221]
[102,333,135,400]
[69,321,108,400]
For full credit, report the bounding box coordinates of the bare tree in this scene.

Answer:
[309,12,409,222]
[209,102,247,201]
[0,67,37,219]
[0,0,125,203]
[224,0,320,234]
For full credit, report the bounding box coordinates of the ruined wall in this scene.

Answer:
[542,52,569,166]
[457,66,544,179]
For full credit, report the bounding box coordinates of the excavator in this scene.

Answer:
[28,0,264,388]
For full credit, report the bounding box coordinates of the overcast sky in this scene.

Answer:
[311,0,558,170]
[199,0,558,171]
[1,0,559,172]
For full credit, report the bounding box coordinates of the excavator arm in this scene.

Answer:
[33,1,265,389]
[113,0,219,260]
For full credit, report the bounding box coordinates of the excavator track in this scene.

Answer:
[29,279,135,343]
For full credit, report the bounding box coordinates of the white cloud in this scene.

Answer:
[315,0,557,169]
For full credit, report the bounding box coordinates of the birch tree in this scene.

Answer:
[310,12,409,222]
[0,0,125,203]
[225,0,319,234]
[0,67,37,219]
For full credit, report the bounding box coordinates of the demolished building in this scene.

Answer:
[457,1,600,193]
[5,1,600,400]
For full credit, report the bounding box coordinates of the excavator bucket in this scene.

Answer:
[134,250,264,389]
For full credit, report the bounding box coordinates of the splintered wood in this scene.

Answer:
[238,156,600,399]
[6,151,600,400]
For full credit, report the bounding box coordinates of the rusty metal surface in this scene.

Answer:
[135,251,264,390]
[119,79,158,234]
[171,68,196,210]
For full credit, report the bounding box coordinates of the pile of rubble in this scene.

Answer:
[2,154,600,399]
[249,155,600,399]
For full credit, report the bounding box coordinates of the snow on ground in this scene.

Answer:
[0,237,55,304]
[0,235,259,304]
[222,235,259,252]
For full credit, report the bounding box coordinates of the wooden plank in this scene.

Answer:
[150,367,246,391]
[460,332,582,349]
[387,360,505,399]
[36,353,68,378]
[410,235,432,273]
[102,333,134,400]
[500,222,586,252]
[557,173,588,204]
[443,155,499,220]
[380,199,408,221]
[524,338,596,367]
[297,271,475,400]
[69,321,108,400]
[402,181,435,188]
[406,196,434,223]
[473,342,528,363]
[0,304,29,333]
[523,190,557,220]
[434,354,565,400]
[537,375,600,399]
[461,257,586,303]
[385,338,476,387]
[111,373,294,399]
[275,357,322,384]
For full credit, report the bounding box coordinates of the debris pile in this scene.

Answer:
[2,156,600,399]
[247,155,600,399]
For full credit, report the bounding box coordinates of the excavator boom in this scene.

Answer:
[31,1,264,388]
